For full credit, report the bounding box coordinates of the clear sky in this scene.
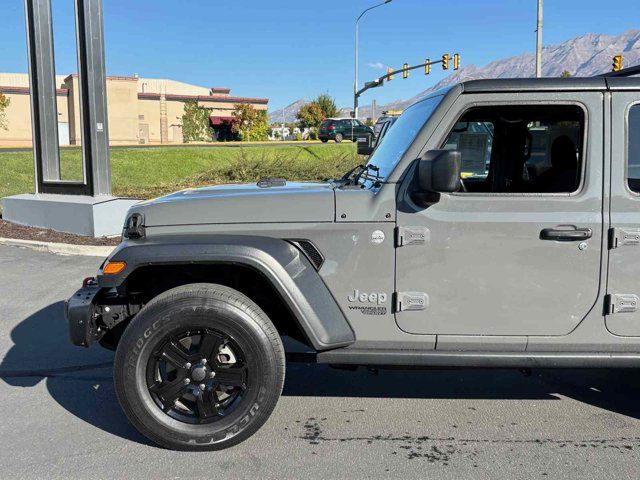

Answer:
[1,0,639,110]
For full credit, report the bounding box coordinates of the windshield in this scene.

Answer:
[366,95,443,182]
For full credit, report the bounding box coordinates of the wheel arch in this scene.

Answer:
[98,235,355,351]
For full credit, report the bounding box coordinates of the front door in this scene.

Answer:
[395,93,604,337]
[606,91,640,336]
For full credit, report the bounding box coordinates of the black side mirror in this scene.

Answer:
[356,134,374,156]
[417,149,462,193]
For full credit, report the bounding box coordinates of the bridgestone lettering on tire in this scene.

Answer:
[114,283,285,451]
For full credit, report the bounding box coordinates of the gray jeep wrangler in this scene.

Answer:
[66,76,640,450]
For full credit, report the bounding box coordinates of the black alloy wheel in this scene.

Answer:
[147,328,248,424]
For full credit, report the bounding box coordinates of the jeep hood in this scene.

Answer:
[131,182,336,226]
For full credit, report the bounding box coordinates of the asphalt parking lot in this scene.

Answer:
[2,244,640,479]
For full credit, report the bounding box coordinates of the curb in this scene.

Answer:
[0,237,114,257]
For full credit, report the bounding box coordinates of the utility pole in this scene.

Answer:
[535,0,543,78]
[354,0,392,120]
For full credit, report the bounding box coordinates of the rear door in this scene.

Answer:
[394,92,604,337]
[606,90,640,335]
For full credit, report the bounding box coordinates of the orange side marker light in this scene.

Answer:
[103,261,126,275]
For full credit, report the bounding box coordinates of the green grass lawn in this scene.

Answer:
[0,143,360,209]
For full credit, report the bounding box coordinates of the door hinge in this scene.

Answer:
[605,294,640,314]
[609,227,640,249]
[394,292,429,312]
[395,226,430,247]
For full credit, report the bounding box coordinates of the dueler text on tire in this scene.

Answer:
[113,283,285,451]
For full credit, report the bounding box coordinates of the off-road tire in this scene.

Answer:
[320,138,328,143]
[334,133,343,143]
[114,283,285,451]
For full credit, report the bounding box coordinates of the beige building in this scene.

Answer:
[0,73,268,147]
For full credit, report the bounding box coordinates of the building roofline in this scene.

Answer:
[63,73,138,82]
[0,85,69,96]
[138,92,269,104]
[0,84,267,104]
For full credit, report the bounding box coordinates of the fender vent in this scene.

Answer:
[288,240,324,270]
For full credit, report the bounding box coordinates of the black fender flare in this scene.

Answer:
[97,235,355,351]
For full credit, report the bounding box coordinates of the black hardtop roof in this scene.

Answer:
[459,76,640,93]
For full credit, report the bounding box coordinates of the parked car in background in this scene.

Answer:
[318,118,373,143]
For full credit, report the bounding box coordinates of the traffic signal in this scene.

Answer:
[386,66,394,81]
[402,63,409,79]
[424,59,430,75]
[453,53,460,70]
[613,55,623,72]
[442,54,450,70]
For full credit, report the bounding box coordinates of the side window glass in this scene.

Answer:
[628,104,640,193]
[442,105,584,194]
[443,122,493,179]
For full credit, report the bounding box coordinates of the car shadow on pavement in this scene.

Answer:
[0,301,151,446]
[3,301,640,447]
[283,363,640,420]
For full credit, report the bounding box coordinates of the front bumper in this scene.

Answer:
[64,284,101,347]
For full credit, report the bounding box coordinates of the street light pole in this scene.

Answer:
[535,0,543,78]
[282,108,285,141]
[354,0,392,120]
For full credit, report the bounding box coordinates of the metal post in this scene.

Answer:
[535,0,543,78]
[7,0,138,236]
[24,0,61,188]
[75,0,111,196]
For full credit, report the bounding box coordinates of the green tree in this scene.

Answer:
[0,92,10,130]
[315,93,338,119]
[560,70,572,78]
[232,104,269,141]
[181,100,212,142]
[296,93,338,136]
[296,102,324,130]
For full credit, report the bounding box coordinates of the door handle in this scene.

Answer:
[540,226,592,241]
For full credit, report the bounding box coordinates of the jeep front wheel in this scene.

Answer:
[114,283,285,451]
[334,133,343,143]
